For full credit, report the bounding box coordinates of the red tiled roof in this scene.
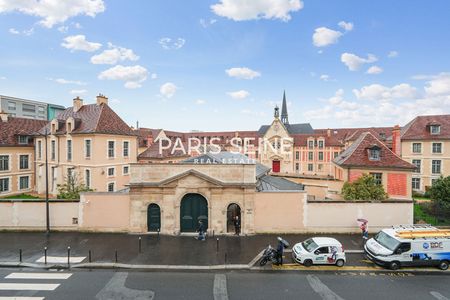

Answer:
[138,141,190,160]
[0,116,48,146]
[134,128,162,147]
[39,103,134,136]
[401,115,450,140]
[333,132,415,170]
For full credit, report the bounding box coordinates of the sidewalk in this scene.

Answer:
[0,232,366,267]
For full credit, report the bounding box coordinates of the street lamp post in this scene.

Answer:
[44,128,50,236]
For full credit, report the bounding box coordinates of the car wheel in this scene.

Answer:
[389,261,400,270]
[303,259,313,267]
[438,260,449,271]
[336,259,345,267]
[259,258,268,266]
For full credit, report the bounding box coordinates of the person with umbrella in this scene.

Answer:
[357,218,369,240]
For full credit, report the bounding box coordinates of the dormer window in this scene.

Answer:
[430,125,440,135]
[379,132,386,139]
[18,136,29,145]
[368,146,381,161]
[67,121,72,133]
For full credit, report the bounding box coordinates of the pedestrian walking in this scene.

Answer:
[234,215,241,236]
[358,218,369,241]
[197,220,205,241]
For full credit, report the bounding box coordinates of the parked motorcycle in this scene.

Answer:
[259,245,278,266]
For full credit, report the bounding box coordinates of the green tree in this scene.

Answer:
[428,176,450,216]
[57,173,93,199]
[342,173,388,201]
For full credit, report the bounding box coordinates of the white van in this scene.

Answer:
[292,237,346,267]
[364,225,450,270]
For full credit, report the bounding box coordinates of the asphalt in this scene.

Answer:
[0,232,367,266]
[0,268,449,300]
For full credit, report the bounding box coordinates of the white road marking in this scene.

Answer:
[431,291,450,300]
[213,274,229,300]
[35,256,85,263]
[96,272,154,300]
[0,297,45,300]
[0,283,59,290]
[307,275,345,300]
[6,273,72,280]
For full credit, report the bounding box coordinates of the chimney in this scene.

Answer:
[327,129,331,137]
[147,135,153,147]
[392,125,401,156]
[0,110,8,122]
[73,96,83,112]
[96,93,108,105]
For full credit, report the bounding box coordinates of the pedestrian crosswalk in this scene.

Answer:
[0,271,72,299]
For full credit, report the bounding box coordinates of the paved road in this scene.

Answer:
[0,268,448,300]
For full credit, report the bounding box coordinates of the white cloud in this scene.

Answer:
[57,25,68,33]
[72,22,82,29]
[199,18,217,28]
[48,78,86,85]
[159,38,185,50]
[151,73,157,80]
[320,74,330,81]
[225,67,260,79]
[353,83,417,101]
[0,0,105,28]
[424,73,450,96]
[9,27,34,36]
[227,90,250,99]
[8,28,19,34]
[160,82,178,98]
[338,21,353,31]
[195,99,206,105]
[341,53,377,71]
[388,50,398,58]
[70,89,87,95]
[211,0,303,22]
[98,65,148,89]
[0,76,6,80]
[90,43,139,65]
[304,81,450,127]
[61,35,102,52]
[366,65,383,75]
[312,27,342,47]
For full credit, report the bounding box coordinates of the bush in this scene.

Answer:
[428,176,450,218]
[57,173,93,199]
[342,174,388,201]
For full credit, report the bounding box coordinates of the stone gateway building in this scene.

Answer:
[128,152,304,235]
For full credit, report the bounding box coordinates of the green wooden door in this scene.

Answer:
[147,203,161,232]
[180,194,208,232]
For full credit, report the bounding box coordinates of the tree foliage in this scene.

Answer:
[342,173,388,201]
[57,173,93,199]
[428,176,450,216]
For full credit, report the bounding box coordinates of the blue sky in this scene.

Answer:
[1,0,450,131]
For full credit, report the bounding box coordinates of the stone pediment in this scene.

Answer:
[159,169,226,187]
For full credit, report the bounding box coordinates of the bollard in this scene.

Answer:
[19,249,22,263]
[138,237,142,253]
[157,228,160,238]
[212,230,215,238]
[88,250,92,263]
[224,253,227,264]
[44,247,48,265]
[67,246,71,267]
[216,238,219,253]
[115,250,118,263]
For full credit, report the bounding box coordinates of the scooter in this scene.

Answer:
[259,245,278,266]
[259,237,290,266]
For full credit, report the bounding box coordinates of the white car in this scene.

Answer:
[292,237,346,267]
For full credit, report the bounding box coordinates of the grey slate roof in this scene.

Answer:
[258,123,314,135]
[257,175,304,191]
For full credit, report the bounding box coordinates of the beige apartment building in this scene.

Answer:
[35,95,137,195]
[0,112,48,197]
[397,115,450,193]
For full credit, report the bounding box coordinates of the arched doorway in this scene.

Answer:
[227,203,241,233]
[180,193,208,232]
[147,203,161,232]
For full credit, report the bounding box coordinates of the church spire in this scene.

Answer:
[281,90,289,125]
